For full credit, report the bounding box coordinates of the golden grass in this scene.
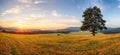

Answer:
[0,32,120,55]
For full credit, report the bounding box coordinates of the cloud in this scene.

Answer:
[30,14,45,18]
[17,0,31,4]
[118,0,120,8]
[17,0,45,5]
[118,5,120,8]
[51,10,61,17]
[34,0,45,4]
[0,10,81,30]
[0,16,80,30]
[15,0,45,8]
[25,16,80,30]
[54,17,80,26]
[2,6,21,16]
[107,19,120,28]
[29,10,80,28]
[0,8,81,30]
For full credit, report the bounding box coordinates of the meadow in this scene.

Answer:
[0,32,120,55]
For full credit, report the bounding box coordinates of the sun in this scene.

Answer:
[15,21,26,31]
[18,25,25,29]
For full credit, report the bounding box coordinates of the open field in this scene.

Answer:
[0,32,120,55]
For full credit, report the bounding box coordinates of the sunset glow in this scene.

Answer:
[0,0,120,30]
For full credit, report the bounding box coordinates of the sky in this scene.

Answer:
[0,0,120,30]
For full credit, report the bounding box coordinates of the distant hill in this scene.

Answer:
[62,27,120,34]
[102,28,120,34]
[1,26,120,34]
[0,26,2,29]
[0,26,80,34]
[61,27,80,32]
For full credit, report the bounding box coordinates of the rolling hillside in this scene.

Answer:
[0,32,120,55]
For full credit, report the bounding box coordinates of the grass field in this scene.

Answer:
[0,32,120,55]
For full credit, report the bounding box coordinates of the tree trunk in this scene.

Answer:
[92,30,95,36]
[93,32,95,36]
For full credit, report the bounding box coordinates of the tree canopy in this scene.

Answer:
[81,6,107,36]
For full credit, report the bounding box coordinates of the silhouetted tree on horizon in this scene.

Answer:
[81,6,107,36]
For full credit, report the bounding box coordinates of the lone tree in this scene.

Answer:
[81,6,107,36]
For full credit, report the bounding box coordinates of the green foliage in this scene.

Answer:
[11,47,19,55]
[87,40,99,48]
[81,6,107,36]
